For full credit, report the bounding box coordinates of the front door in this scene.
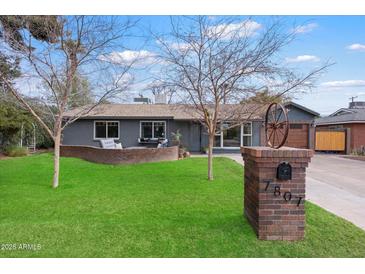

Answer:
[223,126,241,147]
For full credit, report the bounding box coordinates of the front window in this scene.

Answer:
[243,123,252,135]
[214,124,222,147]
[223,125,240,147]
[94,121,120,139]
[213,122,252,147]
[214,134,221,147]
[140,121,166,139]
[242,122,252,146]
[141,122,153,138]
[95,121,107,138]
[107,122,119,138]
[154,122,165,138]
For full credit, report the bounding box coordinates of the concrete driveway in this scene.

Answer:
[306,154,365,230]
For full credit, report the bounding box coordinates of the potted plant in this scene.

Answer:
[171,129,182,146]
[171,130,190,158]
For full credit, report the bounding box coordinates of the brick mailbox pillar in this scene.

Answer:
[241,146,313,241]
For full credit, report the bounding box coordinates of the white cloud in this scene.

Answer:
[156,20,261,51]
[346,43,365,51]
[115,72,134,86]
[321,80,365,87]
[344,91,365,97]
[99,50,159,67]
[292,23,318,34]
[169,42,191,51]
[285,55,320,63]
[155,39,189,50]
[208,20,262,39]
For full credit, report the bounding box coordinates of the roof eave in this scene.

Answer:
[315,120,365,126]
[64,115,175,120]
[285,101,320,117]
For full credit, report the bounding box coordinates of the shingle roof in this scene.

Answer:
[63,102,318,121]
[315,108,365,125]
[63,103,266,120]
[65,104,180,119]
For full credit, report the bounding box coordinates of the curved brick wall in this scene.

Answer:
[60,145,179,164]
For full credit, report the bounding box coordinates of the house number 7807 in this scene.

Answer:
[263,180,303,207]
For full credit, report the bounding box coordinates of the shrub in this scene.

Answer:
[201,146,208,154]
[35,127,54,149]
[4,146,29,157]
[351,146,365,156]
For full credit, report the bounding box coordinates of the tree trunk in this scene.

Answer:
[207,134,214,181]
[52,129,61,188]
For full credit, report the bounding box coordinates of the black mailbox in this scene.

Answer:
[277,162,292,180]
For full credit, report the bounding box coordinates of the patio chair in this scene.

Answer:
[157,139,168,148]
[99,139,123,149]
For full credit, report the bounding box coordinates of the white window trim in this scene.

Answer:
[242,122,253,147]
[213,124,223,148]
[139,121,166,139]
[213,122,252,148]
[93,121,120,140]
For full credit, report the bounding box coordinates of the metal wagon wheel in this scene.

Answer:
[265,102,289,149]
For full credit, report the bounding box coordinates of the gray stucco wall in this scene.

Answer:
[169,120,202,152]
[62,105,316,153]
[62,118,204,152]
[62,118,260,153]
[62,119,96,147]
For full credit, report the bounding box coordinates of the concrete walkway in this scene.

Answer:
[191,153,244,165]
[193,153,365,230]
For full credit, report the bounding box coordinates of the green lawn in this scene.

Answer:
[0,154,365,258]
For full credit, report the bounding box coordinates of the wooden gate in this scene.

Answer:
[315,130,345,151]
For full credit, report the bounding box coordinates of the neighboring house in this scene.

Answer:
[62,101,319,153]
[315,101,365,153]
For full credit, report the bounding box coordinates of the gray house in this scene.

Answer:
[62,102,319,153]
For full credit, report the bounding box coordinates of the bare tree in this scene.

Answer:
[0,16,136,188]
[156,16,331,180]
[145,80,176,103]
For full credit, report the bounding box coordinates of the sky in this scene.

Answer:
[129,16,365,116]
[16,15,365,116]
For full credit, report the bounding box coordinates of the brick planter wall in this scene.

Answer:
[241,146,313,241]
[60,145,179,164]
